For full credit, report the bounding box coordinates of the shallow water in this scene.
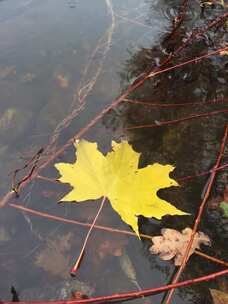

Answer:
[0,0,227,303]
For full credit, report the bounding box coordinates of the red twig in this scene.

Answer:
[70,197,106,276]
[11,148,45,195]
[194,250,228,267]
[0,269,227,304]
[165,123,228,304]
[126,109,228,130]
[124,97,228,108]
[9,202,152,239]
[177,163,228,182]
[147,47,228,79]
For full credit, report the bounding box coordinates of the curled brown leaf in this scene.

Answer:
[150,227,211,265]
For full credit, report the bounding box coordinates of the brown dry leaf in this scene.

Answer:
[150,227,211,265]
[210,289,228,304]
[35,232,73,278]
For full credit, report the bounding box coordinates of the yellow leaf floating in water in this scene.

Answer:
[55,140,188,236]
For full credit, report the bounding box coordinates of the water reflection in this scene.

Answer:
[0,0,227,303]
[103,1,228,302]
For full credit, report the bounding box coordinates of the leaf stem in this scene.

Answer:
[70,196,106,276]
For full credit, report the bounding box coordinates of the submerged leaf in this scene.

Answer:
[35,233,73,278]
[119,249,141,290]
[55,140,188,236]
[150,227,211,265]
[210,289,228,304]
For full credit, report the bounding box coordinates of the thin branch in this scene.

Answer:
[148,47,228,79]
[70,196,106,276]
[9,202,153,239]
[177,163,228,182]
[126,109,228,130]
[124,97,228,108]
[165,123,228,304]
[11,148,45,195]
[195,250,228,267]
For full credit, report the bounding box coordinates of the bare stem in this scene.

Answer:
[70,196,106,276]
[124,96,227,108]
[126,109,228,130]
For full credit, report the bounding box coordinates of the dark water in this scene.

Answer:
[0,0,227,303]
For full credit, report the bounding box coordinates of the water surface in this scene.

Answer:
[0,0,227,303]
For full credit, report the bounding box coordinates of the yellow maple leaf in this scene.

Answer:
[55,140,188,236]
